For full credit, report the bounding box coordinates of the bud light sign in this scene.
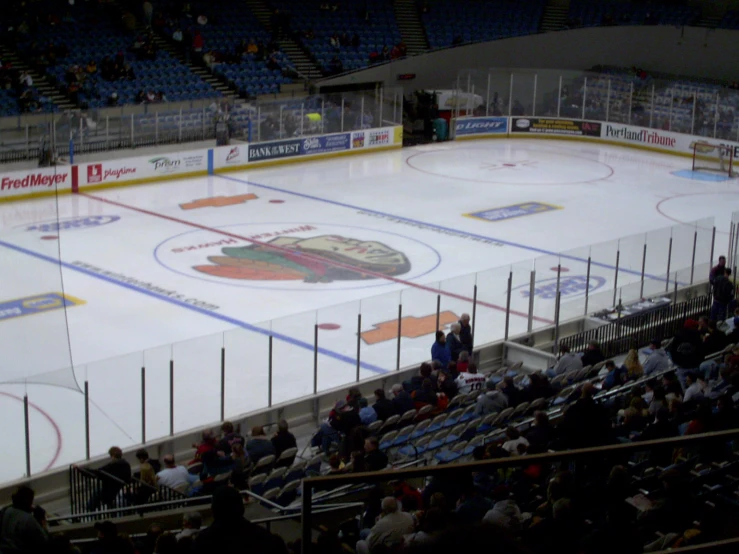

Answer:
[455,117,508,136]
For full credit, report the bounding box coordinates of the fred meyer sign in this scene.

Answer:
[0,167,71,199]
[455,117,508,136]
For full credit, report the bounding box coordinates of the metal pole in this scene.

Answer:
[627,82,633,124]
[605,80,611,122]
[178,109,182,142]
[84,380,90,460]
[486,73,491,116]
[557,75,562,118]
[709,226,716,286]
[613,250,620,307]
[553,291,562,349]
[220,346,225,421]
[141,366,146,444]
[714,92,719,138]
[301,483,312,554]
[396,304,402,371]
[471,283,478,347]
[734,222,739,270]
[584,256,592,315]
[649,84,655,128]
[257,105,261,142]
[532,74,538,117]
[321,99,325,134]
[674,274,678,303]
[268,335,273,407]
[379,90,383,127]
[527,270,536,332]
[361,95,365,129]
[356,313,362,382]
[341,97,345,132]
[130,114,134,146]
[504,271,512,340]
[691,92,697,135]
[24,395,31,477]
[300,103,304,136]
[668,90,673,131]
[640,242,647,298]
[435,294,441,331]
[169,359,174,436]
[665,236,673,292]
[690,227,698,285]
[279,105,284,138]
[313,324,318,394]
[508,73,513,115]
[581,76,587,120]
[106,117,110,148]
[155,112,158,144]
[202,107,206,140]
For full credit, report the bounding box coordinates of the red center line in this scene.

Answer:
[80,192,554,324]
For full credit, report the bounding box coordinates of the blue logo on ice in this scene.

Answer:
[515,275,606,300]
[0,292,85,321]
[467,203,561,222]
[26,215,120,233]
[455,117,508,136]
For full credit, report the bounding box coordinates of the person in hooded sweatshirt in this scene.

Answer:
[642,339,670,376]
[0,486,48,554]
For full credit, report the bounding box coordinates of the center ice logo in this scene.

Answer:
[155,223,441,290]
[514,275,606,300]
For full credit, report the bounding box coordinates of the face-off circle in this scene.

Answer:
[155,222,442,291]
[406,145,613,185]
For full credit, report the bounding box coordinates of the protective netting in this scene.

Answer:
[0,159,79,392]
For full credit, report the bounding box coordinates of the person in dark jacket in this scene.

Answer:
[245,426,276,465]
[217,421,245,456]
[667,319,704,388]
[559,383,612,449]
[406,363,433,393]
[580,341,605,368]
[364,437,388,471]
[0,486,47,553]
[711,268,735,326]
[431,330,451,368]
[525,411,557,454]
[194,487,287,554]
[88,446,131,511]
[411,379,438,408]
[446,323,465,362]
[499,376,520,407]
[459,313,473,354]
[390,384,415,415]
[271,420,297,463]
[372,389,394,421]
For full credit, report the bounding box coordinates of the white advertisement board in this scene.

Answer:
[600,122,739,160]
[0,166,72,200]
[76,148,209,189]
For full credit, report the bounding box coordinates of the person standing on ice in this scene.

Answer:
[431,330,451,369]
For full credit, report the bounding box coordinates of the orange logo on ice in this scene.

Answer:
[180,193,258,210]
[361,311,460,345]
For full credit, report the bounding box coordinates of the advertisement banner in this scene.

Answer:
[78,149,208,188]
[511,118,601,137]
[248,139,302,162]
[0,166,72,199]
[214,144,248,167]
[301,133,351,155]
[454,117,508,136]
[367,128,391,147]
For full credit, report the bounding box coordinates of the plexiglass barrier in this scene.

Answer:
[0,213,719,483]
[451,69,739,141]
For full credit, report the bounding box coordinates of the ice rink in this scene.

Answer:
[0,138,735,483]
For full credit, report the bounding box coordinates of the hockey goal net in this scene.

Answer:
[692,142,735,177]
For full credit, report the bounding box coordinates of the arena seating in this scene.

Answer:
[156,0,297,97]
[419,0,544,49]
[8,1,220,109]
[719,10,739,30]
[269,0,402,74]
[568,0,700,28]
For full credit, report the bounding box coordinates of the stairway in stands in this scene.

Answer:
[245,0,323,85]
[0,45,76,111]
[393,0,429,55]
[539,0,570,32]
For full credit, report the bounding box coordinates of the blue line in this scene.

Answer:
[218,174,680,285]
[0,240,389,375]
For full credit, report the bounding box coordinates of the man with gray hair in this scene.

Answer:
[176,511,202,541]
[459,313,473,353]
[446,322,465,362]
[390,383,414,415]
[356,497,414,554]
